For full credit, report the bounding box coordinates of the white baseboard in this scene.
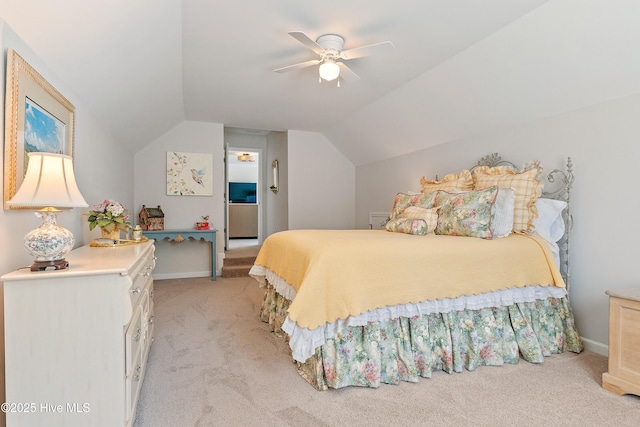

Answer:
[581,337,608,356]
[153,271,216,280]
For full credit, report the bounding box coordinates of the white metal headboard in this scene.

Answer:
[472,153,575,297]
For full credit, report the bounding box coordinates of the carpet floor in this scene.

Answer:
[133,276,640,427]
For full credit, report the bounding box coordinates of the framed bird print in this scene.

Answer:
[166,151,213,196]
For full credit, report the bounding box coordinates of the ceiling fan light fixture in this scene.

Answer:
[319,60,340,81]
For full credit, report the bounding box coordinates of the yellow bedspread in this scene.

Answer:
[254,229,565,330]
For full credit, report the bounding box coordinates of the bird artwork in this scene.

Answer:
[166,152,212,196]
[191,168,206,187]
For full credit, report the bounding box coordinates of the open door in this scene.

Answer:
[223,142,230,250]
[225,147,262,249]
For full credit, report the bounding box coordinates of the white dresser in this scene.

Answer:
[1,240,156,427]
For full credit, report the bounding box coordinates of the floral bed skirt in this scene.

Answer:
[260,282,583,390]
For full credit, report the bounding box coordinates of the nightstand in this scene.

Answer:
[602,288,640,396]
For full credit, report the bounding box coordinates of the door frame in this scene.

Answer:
[225,146,264,249]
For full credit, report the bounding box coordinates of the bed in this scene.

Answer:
[249,153,583,390]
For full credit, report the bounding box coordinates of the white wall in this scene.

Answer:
[356,93,640,354]
[134,121,224,279]
[228,157,259,183]
[266,131,288,236]
[0,20,135,275]
[288,130,355,230]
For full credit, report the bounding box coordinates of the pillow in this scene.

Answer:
[420,170,473,193]
[533,198,568,268]
[385,217,429,236]
[533,198,567,244]
[435,186,499,239]
[473,163,543,234]
[491,187,515,238]
[401,206,439,233]
[389,191,438,220]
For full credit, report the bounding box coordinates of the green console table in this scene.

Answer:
[142,229,217,280]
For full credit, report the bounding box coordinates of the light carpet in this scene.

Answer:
[134,276,640,427]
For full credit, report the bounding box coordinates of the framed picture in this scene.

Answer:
[166,151,213,196]
[3,49,76,210]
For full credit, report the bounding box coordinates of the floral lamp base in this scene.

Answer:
[23,209,75,271]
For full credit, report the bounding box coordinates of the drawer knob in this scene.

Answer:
[130,287,141,294]
[133,365,142,381]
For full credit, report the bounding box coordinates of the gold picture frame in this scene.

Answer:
[3,49,75,210]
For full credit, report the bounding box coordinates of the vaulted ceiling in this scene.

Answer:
[2,1,638,166]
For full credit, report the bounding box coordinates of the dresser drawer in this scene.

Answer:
[125,298,145,376]
[128,247,156,306]
[125,348,144,425]
[125,290,149,366]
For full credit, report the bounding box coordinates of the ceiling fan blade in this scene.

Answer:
[339,41,394,60]
[338,62,360,81]
[274,59,321,73]
[288,31,324,54]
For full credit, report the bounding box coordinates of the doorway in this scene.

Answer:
[226,148,262,250]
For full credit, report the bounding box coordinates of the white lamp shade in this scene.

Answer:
[319,60,340,81]
[7,152,88,208]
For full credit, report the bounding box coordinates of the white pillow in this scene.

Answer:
[533,198,568,267]
[534,198,567,243]
[491,187,515,238]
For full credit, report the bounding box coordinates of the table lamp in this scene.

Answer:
[7,152,88,271]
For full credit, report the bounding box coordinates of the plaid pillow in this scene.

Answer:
[420,170,473,193]
[473,164,543,234]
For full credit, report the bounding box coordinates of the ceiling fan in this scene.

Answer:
[274,31,393,86]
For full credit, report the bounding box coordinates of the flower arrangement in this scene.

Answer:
[88,200,131,233]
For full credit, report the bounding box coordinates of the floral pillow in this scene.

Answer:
[420,170,473,193]
[389,191,439,220]
[401,206,438,233]
[435,186,499,239]
[473,163,543,234]
[385,217,429,236]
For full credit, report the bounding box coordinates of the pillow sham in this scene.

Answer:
[385,217,429,236]
[389,191,438,220]
[533,198,567,244]
[401,206,439,233]
[420,170,473,193]
[491,187,515,238]
[534,198,567,268]
[435,186,499,239]
[473,163,543,234]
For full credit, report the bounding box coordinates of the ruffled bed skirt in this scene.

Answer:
[260,282,583,390]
